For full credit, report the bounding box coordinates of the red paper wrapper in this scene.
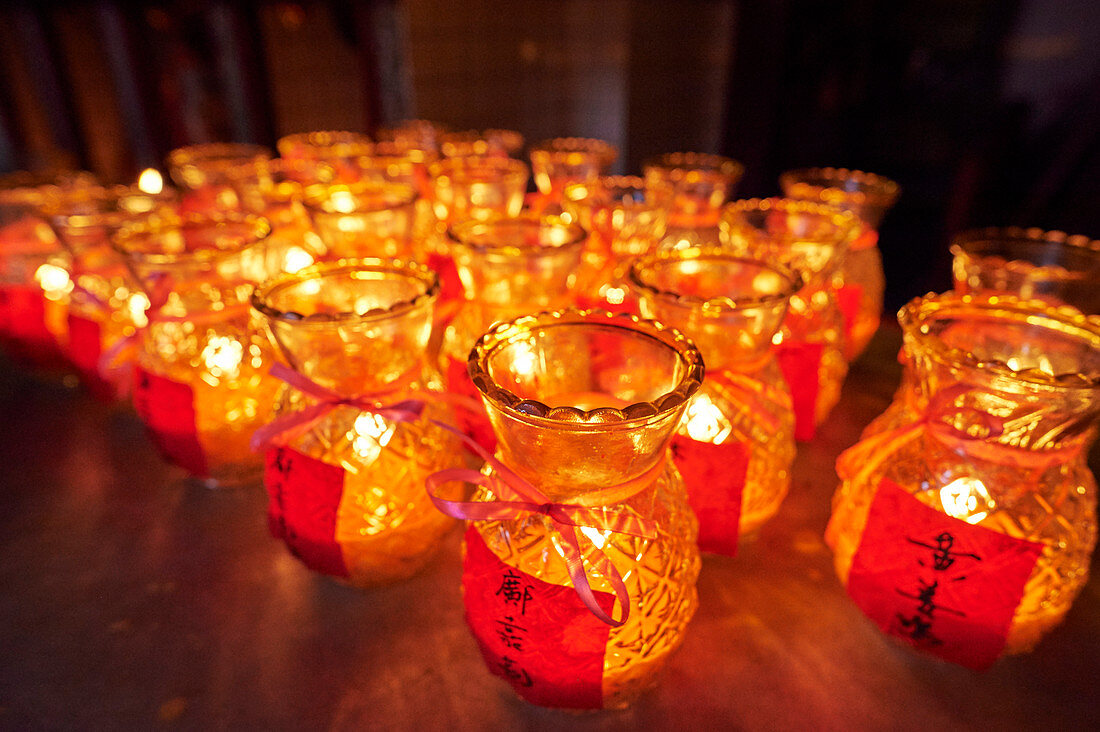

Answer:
[463,527,615,709]
[0,285,67,369]
[776,341,823,441]
[670,434,749,556]
[846,478,1043,670]
[133,367,209,477]
[836,284,863,348]
[264,447,349,578]
[445,356,496,452]
[66,313,116,400]
[427,252,463,311]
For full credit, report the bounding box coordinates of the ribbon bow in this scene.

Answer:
[426,421,661,627]
[837,383,1014,486]
[250,363,435,452]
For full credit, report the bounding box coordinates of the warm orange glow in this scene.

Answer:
[137,168,164,195]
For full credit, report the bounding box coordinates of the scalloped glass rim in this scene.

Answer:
[779,167,900,207]
[302,180,418,214]
[166,142,272,168]
[111,211,272,265]
[950,226,1100,279]
[720,197,860,246]
[629,246,802,312]
[250,257,439,325]
[899,291,1100,388]
[642,152,745,181]
[529,137,618,165]
[467,308,705,427]
[276,130,374,158]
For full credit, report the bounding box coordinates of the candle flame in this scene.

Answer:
[940,476,994,524]
[35,263,73,299]
[138,168,164,195]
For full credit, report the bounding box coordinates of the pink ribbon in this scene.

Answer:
[426,421,661,627]
[251,363,484,452]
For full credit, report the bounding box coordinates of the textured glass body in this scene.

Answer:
[276,130,374,184]
[780,168,899,360]
[253,260,463,585]
[561,176,672,312]
[721,198,858,435]
[439,129,524,159]
[167,143,272,214]
[643,153,743,250]
[826,292,1100,656]
[630,248,798,549]
[463,309,703,709]
[113,213,281,486]
[304,182,418,260]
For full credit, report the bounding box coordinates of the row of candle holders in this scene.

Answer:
[1,123,1099,710]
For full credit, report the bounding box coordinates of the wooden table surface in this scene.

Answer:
[1,325,1098,731]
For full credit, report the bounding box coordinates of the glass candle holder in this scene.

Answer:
[40,183,175,399]
[528,137,617,211]
[721,197,858,440]
[303,182,418,260]
[439,128,524,159]
[865,227,1100,441]
[112,212,281,487]
[375,119,450,155]
[0,179,74,373]
[440,214,587,449]
[642,152,744,248]
[276,130,374,184]
[826,291,1100,668]
[779,167,900,361]
[251,258,465,586]
[561,175,672,313]
[630,247,799,554]
[428,156,530,310]
[167,143,273,214]
[428,309,702,710]
[355,142,440,244]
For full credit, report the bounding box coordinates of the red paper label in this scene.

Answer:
[264,447,349,578]
[463,526,614,709]
[670,435,749,556]
[0,285,66,368]
[427,252,463,308]
[847,479,1044,670]
[446,355,497,452]
[66,313,116,400]
[837,284,863,347]
[776,341,823,441]
[133,367,209,477]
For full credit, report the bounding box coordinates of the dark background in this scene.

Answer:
[2,0,1099,312]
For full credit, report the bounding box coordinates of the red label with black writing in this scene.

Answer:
[445,356,497,452]
[836,284,863,347]
[133,367,209,477]
[670,434,749,556]
[847,479,1044,670]
[264,447,349,579]
[463,526,615,709]
[776,341,823,441]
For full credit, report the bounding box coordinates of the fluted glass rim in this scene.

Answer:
[898,291,1100,389]
[779,166,900,208]
[950,226,1100,278]
[642,152,745,183]
[468,308,705,427]
[446,212,587,257]
[111,210,271,266]
[628,245,802,312]
[529,137,618,167]
[250,257,439,326]
[276,130,373,160]
[301,180,418,215]
[720,196,861,250]
[427,154,530,183]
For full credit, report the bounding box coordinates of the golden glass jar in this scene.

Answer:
[826,292,1100,668]
[375,118,449,155]
[41,184,174,399]
[779,167,900,361]
[251,259,465,585]
[865,226,1100,440]
[167,143,272,215]
[561,176,673,313]
[303,182,418,261]
[113,212,281,487]
[430,309,702,709]
[528,137,617,213]
[721,197,858,440]
[276,130,373,184]
[0,180,72,373]
[643,152,744,250]
[440,214,587,449]
[630,247,799,554]
[439,128,524,159]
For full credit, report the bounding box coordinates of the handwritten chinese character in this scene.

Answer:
[496,569,534,615]
[896,577,966,618]
[495,616,528,651]
[499,655,533,687]
[907,531,982,571]
[894,612,943,646]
